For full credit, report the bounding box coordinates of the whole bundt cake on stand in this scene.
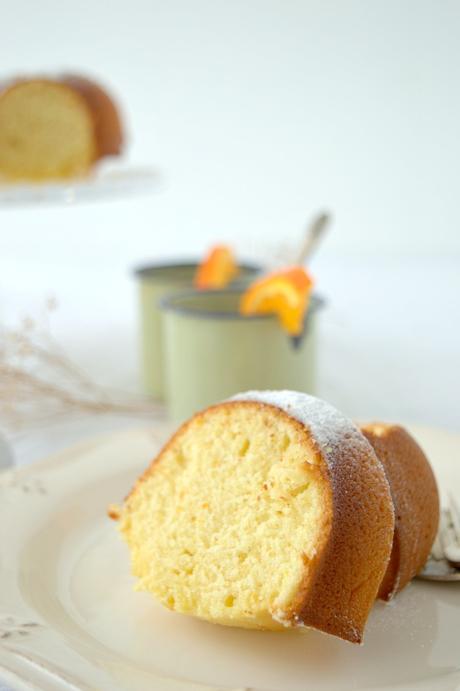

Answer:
[0,74,123,181]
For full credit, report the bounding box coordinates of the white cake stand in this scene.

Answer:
[0,164,161,207]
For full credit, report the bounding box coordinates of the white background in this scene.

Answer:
[0,0,459,433]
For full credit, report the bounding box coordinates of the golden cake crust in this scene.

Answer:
[361,423,439,600]
[117,393,395,643]
[61,74,123,158]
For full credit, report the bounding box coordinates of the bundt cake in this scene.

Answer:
[361,423,439,600]
[113,390,397,643]
[0,74,123,181]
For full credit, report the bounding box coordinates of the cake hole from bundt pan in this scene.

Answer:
[175,450,186,465]
[281,434,291,451]
[238,438,250,456]
[289,482,310,498]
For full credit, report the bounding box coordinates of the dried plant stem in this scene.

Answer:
[0,302,159,431]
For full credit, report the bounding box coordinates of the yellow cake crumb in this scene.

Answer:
[118,403,328,630]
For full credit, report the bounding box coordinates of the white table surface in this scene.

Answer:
[0,251,459,460]
[2,249,458,436]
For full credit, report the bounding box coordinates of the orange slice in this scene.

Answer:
[194,245,239,289]
[240,266,314,336]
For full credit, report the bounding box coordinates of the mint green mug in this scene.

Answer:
[134,262,260,399]
[160,288,324,421]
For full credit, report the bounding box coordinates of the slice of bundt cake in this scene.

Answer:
[0,74,123,181]
[113,391,395,643]
[361,423,439,600]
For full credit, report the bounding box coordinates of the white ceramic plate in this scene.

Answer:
[0,165,161,207]
[0,425,459,691]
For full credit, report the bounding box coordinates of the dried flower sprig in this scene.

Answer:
[0,299,159,431]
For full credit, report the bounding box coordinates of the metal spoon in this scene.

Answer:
[295,211,331,265]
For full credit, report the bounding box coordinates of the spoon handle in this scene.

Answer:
[296,212,331,265]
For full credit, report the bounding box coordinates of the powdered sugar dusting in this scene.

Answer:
[230,390,370,469]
